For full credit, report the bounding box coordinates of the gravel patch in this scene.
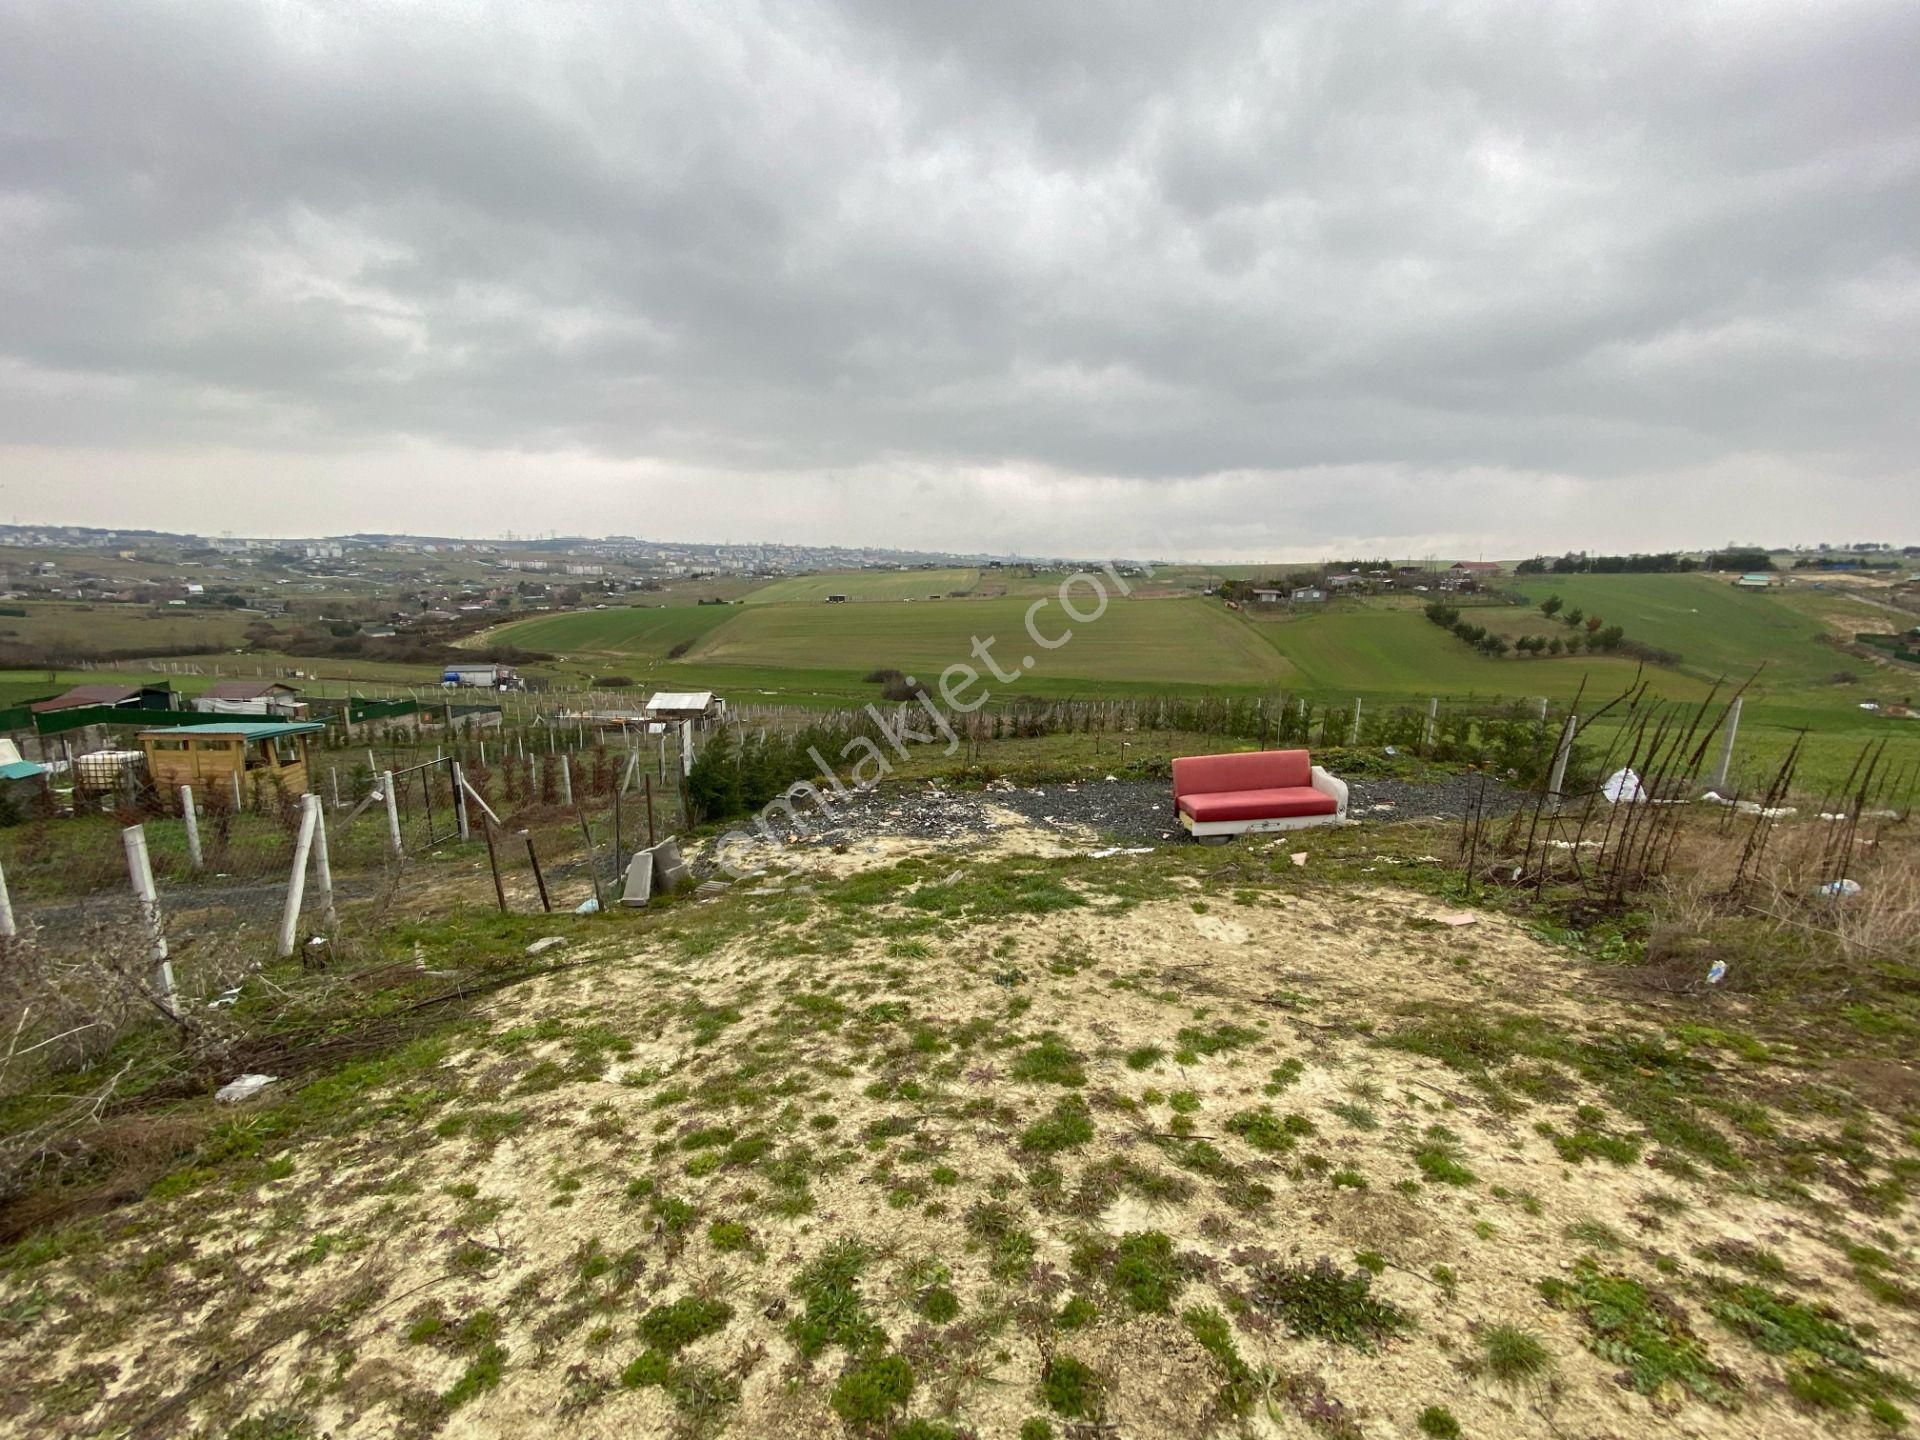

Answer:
[773,773,1525,849]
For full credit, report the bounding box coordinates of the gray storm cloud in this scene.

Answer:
[0,0,1915,556]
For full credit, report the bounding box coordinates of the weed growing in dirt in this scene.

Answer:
[966,1201,1038,1281]
[1565,1220,1626,1252]
[637,1295,733,1354]
[1224,1107,1312,1153]
[1327,1100,1379,1130]
[1021,1096,1095,1154]
[1413,1129,1476,1186]
[917,1284,960,1323]
[1246,1257,1409,1350]
[1537,1107,1643,1165]
[1040,1354,1104,1419]
[1182,1305,1260,1418]
[1264,1057,1305,1093]
[789,1240,882,1357]
[1057,1295,1097,1330]
[1174,1022,1262,1063]
[1111,1230,1185,1313]
[1417,1405,1461,1438]
[1705,1281,1913,1424]
[1011,1034,1087,1087]
[832,1352,916,1429]
[1479,1324,1554,1383]
[708,1219,753,1254]
[1539,1260,1739,1407]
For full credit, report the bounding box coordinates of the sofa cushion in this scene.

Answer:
[1178,786,1338,823]
[1172,749,1312,801]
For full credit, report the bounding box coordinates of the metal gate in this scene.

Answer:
[390,756,461,850]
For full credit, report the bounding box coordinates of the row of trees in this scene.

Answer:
[1423,600,1625,657]
[1515,549,1775,574]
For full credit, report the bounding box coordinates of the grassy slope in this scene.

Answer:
[688,595,1292,689]
[741,569,982,604]
[3,839,1916,1438]
[1500,574,1879,693]
[0,601,254,654]
[1249,608,1672,703]
[467,604,738,661]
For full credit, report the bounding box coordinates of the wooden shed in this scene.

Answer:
[138,720,325,806]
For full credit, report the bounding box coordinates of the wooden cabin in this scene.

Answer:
[138,720,324,806]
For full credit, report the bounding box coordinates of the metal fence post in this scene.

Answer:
[308,793,337,932]
[277,795,319,958]
[121,825,175,1012]
[180,784,203,871]
[383,769,403,859]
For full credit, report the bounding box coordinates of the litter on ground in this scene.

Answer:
[215,1074,278,1105]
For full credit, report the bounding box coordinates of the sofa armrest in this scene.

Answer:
[1310,766,1348,819]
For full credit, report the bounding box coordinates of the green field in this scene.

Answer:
[466,603,737,662]
[740,569,980,604]
[691,594,1288,688]
[1498,574,1880,692]
[1251,607,1671,703]
[0,601,254,654]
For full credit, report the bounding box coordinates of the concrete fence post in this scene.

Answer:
[0,855,15,939]
[308,793,337,932]
[277,797,320,958]
[560,754,573,808]
[180,784,203,871]
[1423,696,1439,750]
[1546,714,1579,812]
[1706,696,1743,793]
[121,825,175,1012]
[452,761,472,843]
[383,769,403,859]
[1351,697,1363,745]
[231,768,244,812]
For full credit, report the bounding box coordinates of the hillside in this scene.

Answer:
[687,595,1290,690]
[3,819,1915,1440]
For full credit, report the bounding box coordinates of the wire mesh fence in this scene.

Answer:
[0,722,694,1110]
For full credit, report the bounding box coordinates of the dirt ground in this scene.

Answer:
[1,821,1916,1440]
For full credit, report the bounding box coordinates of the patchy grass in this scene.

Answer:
[1540,1260,1741,1407]
[5,824,1916,1440]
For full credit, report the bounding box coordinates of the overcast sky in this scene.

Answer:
[2,1,1915,559]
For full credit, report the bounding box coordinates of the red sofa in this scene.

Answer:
[1172,748,1349,840]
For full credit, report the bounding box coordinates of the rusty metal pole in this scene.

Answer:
[482,818,507,913]
[521,829,551,912]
